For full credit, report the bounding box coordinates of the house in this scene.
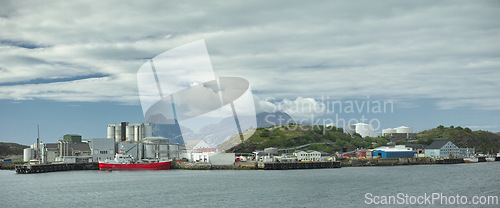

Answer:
[294,150,321,161]
[184,140,219,162]
[425,141,461,159]
[356,149,373,159]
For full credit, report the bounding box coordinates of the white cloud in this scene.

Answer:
[0,1,499,111]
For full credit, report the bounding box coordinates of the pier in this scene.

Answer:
[15,163,99,174]
[258,161,341,170]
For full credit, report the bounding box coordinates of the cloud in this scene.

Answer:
[0,1,499,111]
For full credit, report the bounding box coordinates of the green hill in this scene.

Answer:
[0,142,29,156]
[225,124,500,154]
[225,124,385,154]
[417,125,500,153]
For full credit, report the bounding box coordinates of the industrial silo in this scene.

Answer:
[134,125,140,141]
[395,126,413,133]
[107,125,115,139]
[355,123,375,138]
[114,127,122,143]
[382,128,397,135]
[144,144,155,159]
[144,124,153,138]
[23,148,33,162]
[126,126,134,141]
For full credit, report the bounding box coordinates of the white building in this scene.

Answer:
[425,141,461,159]
[87,138,115,162]
[184,140,220,162]
[294,150,321,161]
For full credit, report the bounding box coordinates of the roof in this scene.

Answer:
[425,141,450,149]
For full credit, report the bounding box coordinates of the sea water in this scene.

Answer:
[1,162,499,207]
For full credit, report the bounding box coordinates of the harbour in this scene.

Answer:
[2,162,499,207]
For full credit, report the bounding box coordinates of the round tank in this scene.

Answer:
[23,148,32,162]
[144,144,155,158]
[355,123,375,138]
[126,126,134,141]
[159,144,169,158]
[395,126,413,133]
[144,125,153,138]
[115,128,121,143]
[134,126,139,141]
[382,128,397,134]
[107,126,115,139]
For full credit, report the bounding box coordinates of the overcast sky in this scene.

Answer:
[1,1,499,145]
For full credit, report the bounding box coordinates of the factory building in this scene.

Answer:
[184,140,220,162]
[87,138,115,162]
[107,122,152,143]
[372,145,414,158]
[294,150,322,161]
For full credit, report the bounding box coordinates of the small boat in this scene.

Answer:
[464,157,478,163]
[486,157,496,162]
[99,145,172,170]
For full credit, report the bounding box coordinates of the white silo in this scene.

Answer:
[395,126,413,133]
[134,126,140,141]
[107,125,115,139]
[115,127,122,143]
[355,123,375,138]
[144,124,153,138]
[382,128,397,135]
[23,148,33,162]
[144,144,155,158]
[126,126,134,141]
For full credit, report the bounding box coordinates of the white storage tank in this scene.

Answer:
[355,123,375,138]
[126,126,134,141]
[115,128,122,143]
[144,144,155,158]
[23,148,33,162]
[107,125,115,139]
[382,128,397,134]
[134,126,140,141]
[159,144,170,158]
[144,125,153,138]
[395,126,413,133]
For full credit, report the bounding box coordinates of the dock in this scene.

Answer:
[258,161,341,170]
[15,163,99,174]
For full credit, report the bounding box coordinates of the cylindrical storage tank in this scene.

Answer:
[355,123,374,138]
[144,125,153,138]
[382,128,397,134]
[107,126,115,139]
[134,126,140,142]
[159,144,169,159]
[144,144,155,158]
[126,126,134,141]
[23,148,32,162]
[395,126,413,133]
[115,128,122,143]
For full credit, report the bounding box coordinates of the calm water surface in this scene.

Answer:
[1,162,499,207]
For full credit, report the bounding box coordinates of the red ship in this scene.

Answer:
[99,146,172,170]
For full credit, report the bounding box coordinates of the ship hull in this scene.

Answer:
[464,158,478,163]
[99,161,172,170]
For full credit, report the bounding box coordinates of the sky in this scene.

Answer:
[1,1,499,145]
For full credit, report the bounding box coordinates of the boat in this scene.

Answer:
[99,146,172,170]
[464,157,478,163]
[486,157,496,162]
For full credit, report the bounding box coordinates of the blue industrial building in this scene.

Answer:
[372,150,414,158]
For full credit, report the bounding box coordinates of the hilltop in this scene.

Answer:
[416,125,500,153]
[0,142,29,156]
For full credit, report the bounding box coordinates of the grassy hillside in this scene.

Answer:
[0,142,29,156]
[225,124,387,154]
[417,125,500,153]
[225,124,500,154]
